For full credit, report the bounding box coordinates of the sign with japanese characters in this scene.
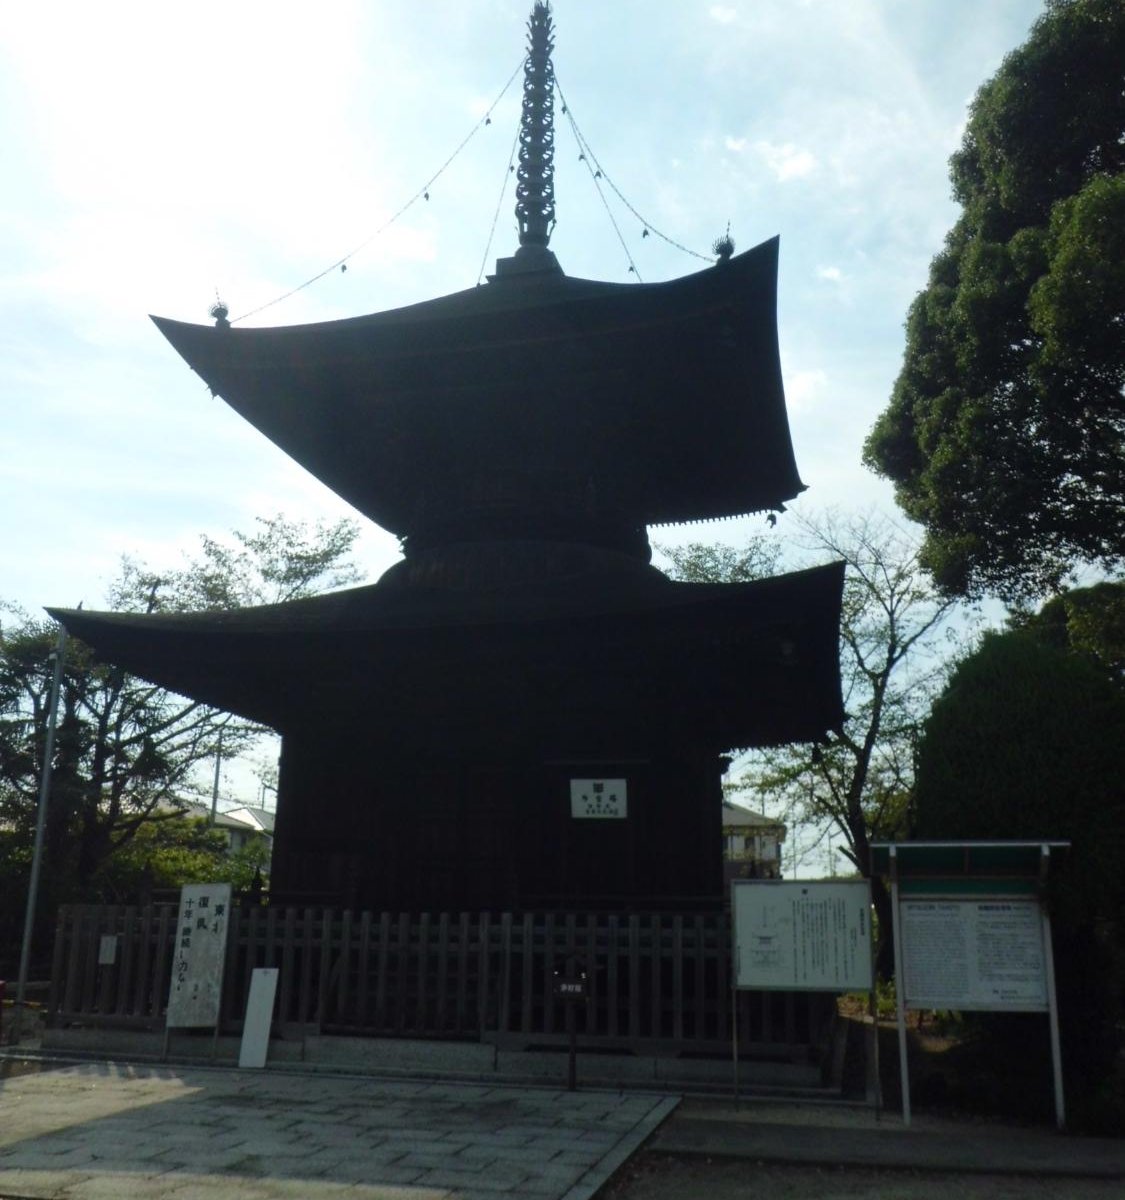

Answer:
[166,883,232,1028]
[733,880,873,992]
[570,778,627,819]
[554,977,588,999]
[900,898,1048,1012]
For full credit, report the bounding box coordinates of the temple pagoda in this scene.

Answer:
[53,3,843,913]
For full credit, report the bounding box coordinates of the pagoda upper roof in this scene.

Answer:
[153,236,803,546]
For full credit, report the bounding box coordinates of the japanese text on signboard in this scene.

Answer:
[570,778,627,819]
[166,882,232,1028]
[900,899,1047,1012]
[733,880,873,992]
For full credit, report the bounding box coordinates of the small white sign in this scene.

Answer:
[239,967,280,1069]
[570,778,627,819]
[98,935,118,966]
[166,883,233,1029]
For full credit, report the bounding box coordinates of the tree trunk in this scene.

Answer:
[871,874,895,981]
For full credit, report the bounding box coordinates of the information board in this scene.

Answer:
[733,880,873,992]
[166,883,232,1028]
[900,898,1047,1012]
[569,778,627,819]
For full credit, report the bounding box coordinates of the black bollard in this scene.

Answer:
[552,956,588,1092]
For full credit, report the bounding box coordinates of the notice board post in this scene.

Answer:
[875,841,1069,1130]
[731,880,875,1102]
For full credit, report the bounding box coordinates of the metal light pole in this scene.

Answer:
[13,624,67,1040]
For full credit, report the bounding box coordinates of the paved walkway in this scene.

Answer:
[3,1059,1122,1197]
[0,1062,677,1199]
[654,1100,1125,1179]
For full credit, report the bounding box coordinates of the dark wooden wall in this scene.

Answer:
[270,730,725,912]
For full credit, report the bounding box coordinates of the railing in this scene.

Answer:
[48,905,834,1059]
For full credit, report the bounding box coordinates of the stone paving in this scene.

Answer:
[0,1062,677,1199]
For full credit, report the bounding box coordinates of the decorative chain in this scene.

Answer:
[556,78,714,268]
[232,59,524,324]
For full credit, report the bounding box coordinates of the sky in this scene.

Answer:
[1,1,1046,820]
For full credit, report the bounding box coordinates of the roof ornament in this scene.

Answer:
[209,296,231,329]
[713,225,735,264]
[495,2,562,276]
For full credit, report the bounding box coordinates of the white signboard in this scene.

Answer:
[166,883,232,1028]
[239,968,280,1069]
[900,898,1047,1012]
[570,778,627,819]
[733,880,873,992]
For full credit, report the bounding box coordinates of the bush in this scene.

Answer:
[912,630,1125,1127]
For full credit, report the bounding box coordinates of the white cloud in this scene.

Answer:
[724,136,748,153]
[785,368,829,412]
[709,6,739,24]
[818,266,844,283]
[754,141,818,182]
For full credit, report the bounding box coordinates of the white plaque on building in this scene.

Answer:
[166,883,233,1029]
[900,898,1048,1012]
[733,880,873,992]
[570,778,627,819]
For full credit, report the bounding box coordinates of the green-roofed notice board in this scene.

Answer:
[871,841,1069,1131]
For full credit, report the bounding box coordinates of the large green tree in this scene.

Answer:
[90,815,273,905]
[0,515,362,961]
[864,0,1125,600]
[1012,578,1125,679]
[663,511,962,970]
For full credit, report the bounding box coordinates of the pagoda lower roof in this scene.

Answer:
[152,237,802,540]
[49,555,844,750]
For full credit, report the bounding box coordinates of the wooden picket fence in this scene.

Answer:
[47,904,834,1058]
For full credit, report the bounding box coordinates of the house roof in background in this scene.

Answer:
[722,802,783,829]
[223,805,276,834]
[180,801,274,836]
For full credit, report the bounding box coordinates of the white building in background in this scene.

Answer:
[722,801,786,884]
[181,802,275,854]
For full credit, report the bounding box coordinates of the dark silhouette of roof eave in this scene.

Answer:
[150,236,803,536]
[46,559,844,743]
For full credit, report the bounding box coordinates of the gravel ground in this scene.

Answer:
[601,1153,1124,1199]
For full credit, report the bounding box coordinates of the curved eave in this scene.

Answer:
[47,560,843,744]
[153,237,803,535]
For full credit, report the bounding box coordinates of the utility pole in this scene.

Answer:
[14,624,67,1040]
[209,727,224,824]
